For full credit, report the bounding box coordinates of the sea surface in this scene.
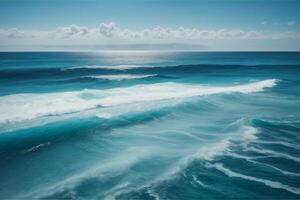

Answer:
[0,51,300,199]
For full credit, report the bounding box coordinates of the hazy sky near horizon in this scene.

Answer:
[0,0,300,51]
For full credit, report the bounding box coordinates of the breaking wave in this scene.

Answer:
[0,79,277,124]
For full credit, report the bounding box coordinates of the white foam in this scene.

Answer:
[155,138,231,183]
[104,182,131,200]
[25,142,51,153]
[260,162,300,177]
[246,147,300,163]
[96,113,114,119]
[225,151,269,161]
[192,175,208,188]
[0,79,277,124]
[196,139,231,161]
[146,189,160,200]
[239,126,259,140]
[207,163,300,195]
[254,140,300,150]
[65,65,148,70]
[186,126,258,162]
[226,152,300,177]
[149,123,262,186]
[85,74,157,81]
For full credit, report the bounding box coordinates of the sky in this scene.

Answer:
[0,0,300,51]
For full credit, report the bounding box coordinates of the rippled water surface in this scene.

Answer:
[0,52,299,199]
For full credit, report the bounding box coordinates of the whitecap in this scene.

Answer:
[236,125,259,141]
[0,79,278,125]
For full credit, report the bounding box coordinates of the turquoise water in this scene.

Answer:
[0,52,299,199]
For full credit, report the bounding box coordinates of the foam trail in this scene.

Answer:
[246,147,300,163]
[254,140,300,150]
[146,189,160,200]
[0,79,277,124]
[207,163,300,195]
[84,74,157,81]
[192,175,208,188]
[151,124,261,185]
[104,182,131,200]
[225,152,268,162]
[25,142,51,153]
[260,163,300,177]
[225,152,300,177]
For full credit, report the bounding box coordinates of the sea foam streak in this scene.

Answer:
[84,74,157,81]
[0,79,277,124]
[207,163,300,195]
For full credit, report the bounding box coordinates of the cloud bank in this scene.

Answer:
[1,22,300,50]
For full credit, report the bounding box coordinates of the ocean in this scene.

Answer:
[0,51,299,199]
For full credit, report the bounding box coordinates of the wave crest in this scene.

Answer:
[64,65,148,70]
[0,79,277,124]
[84,74,157,81]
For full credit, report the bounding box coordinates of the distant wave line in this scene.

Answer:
[64,64,151,70]
[84,74,157,81]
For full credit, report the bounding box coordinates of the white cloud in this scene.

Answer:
[0,28,36,39]
[99,22,118,38]
[56,24,90,38]
[0,22,300,50]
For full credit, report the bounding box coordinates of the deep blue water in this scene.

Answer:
[0,51,299,199]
